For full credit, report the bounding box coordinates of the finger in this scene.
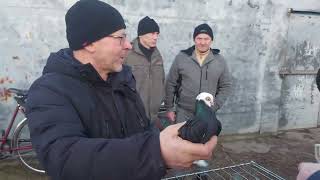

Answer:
[171,113,176,121]
[167,114,174,122]
[177,141,211,158]
[167,122,186,133]
[201,136,218,159]
[161,122,186,137]
[173,162,193,169]
[204,136,218,151]
[183,136,218,159]
[173,122,186,128]
[182,161,193,168]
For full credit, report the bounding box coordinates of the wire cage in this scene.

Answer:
[162,161,285,180]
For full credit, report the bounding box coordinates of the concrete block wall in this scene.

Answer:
[1,0,320,135]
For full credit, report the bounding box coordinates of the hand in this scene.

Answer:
[166,111,176,122]
[159,122,218,169]
[297,162,320,180]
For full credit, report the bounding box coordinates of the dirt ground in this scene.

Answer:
[216,128,319,180]
[1,127,319,180]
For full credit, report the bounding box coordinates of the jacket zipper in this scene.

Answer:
[206,65,208,80]
[106,122,110,138]
[122,83,147,128]
[148,60,152,119]
[199,66,202,94]
[136,109,146,128]
[111,91,127,136]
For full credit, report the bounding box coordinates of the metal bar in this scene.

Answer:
[251,161,286,180]
[205,172,215,180]
[211,169,226,180]
[0,106,20,149]
[279,69,318,78]
[279,70,318,76]
[0,147,14,152]
[288,8,320,15]
[222,169,232,177]
[246,162,274,180]
[251,161,282,179]
[239,164,261,179]
[165,161,253,179]
[10,145,32,151]
[20,105,26,115]
[203,162,253,173]
[229,167,249,180]
[162,161,285,180]
[196,174,206,180]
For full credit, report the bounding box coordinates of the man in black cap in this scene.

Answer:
[26,1,218,180]
[125,16,165,124]
[165,23,232,123]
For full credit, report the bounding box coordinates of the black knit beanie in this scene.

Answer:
[137,16,160,36]
[193,23,213,40]
[66,0,126,50]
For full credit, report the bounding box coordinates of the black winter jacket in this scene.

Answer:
[26,49,166,180]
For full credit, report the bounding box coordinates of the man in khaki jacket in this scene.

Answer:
[125,16,165,123]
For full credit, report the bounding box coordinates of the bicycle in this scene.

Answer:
[0,88,45,173]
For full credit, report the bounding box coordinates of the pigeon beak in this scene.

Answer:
[210,101,214,107]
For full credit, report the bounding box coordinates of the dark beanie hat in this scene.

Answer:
[137,16,160,36]
[66,0,126,50]
[193,23,213,40]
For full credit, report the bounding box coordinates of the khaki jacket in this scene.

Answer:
[125,38,165,122]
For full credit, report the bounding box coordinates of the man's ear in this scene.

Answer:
[83,43,96,53]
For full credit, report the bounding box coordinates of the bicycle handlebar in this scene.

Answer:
[8,88,28,97]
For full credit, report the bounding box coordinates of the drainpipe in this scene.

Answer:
[287,8,320,16]
[279,69,318,78]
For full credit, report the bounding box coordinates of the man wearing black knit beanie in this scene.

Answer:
[165,23,232,122]
[25,1,218,180]
[125,16,165,125]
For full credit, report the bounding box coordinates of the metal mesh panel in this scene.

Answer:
[162,161,285,180]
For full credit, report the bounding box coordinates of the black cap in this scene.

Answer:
[66,0,126,50]
[193,23,213,40]
[137,16,160,36]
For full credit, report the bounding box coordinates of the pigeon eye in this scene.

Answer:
[205,97,211,102]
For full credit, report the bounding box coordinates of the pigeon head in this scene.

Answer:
[196,92,214,107]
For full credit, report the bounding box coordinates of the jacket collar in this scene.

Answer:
[181,45,220,66]
[43,48,134,88]
[181,45,220,56]
[131,38,161,61]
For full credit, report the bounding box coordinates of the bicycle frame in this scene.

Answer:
[0,104,31,153]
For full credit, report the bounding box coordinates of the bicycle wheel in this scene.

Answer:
[12,118,45,173]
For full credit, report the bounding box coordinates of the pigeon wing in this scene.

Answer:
[178,117,208,143]
[196,100,222,143]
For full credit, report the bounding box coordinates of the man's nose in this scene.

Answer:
[123,39,132,50]
[153,34,159,40]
